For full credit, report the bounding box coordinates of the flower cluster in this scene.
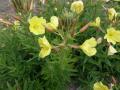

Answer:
[28,16,59,58]
[28,0,119,59]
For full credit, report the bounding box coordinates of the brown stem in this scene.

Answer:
[79,22,91,33]
[52,38,67,52]
[11,15,21,21]
[112,76,117,84]
[52,43,65,52]
[68,44,80,49]
[74,22,91,36]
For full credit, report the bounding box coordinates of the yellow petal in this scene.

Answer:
[13,20,20,31]
[14,20,20,26]
[29,16,46,24]
[38,36,52,58]
[71,1,84,14]
[46,22,57,30]
[29,24,45,35]
[80,45,97,56]
[39,47,51,58]
[93,82,109,90]
[108,8,117,21]
[104,27,120,44]
[50,16,59,27]
[29,16,46,35]
[96,17,101,27]
[108,45,117,55]
[46,16,59,31]
[90,17,101,27]
[38,36,51,48]
[80,37,97,56]
[83,37,97,47]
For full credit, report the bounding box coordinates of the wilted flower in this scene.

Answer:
[108,45,117,55]
[80,37,97,56]
[101,0,110,2]
[46,16,59,31]
[70,1,84,14]
[93,82,109,90]
[90,17,101,27]
[40,0,46,4]
[108,8,117,21]
[29,16,46,35]
[38,36,52,58]
[104,27,120,45]
[97,37,102,44]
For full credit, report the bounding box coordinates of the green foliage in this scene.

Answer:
[7,80,43,90]
[0,0,120,90]
[41,50,76,90]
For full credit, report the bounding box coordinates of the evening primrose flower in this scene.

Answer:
[108,45,117,55]
[108,8,117,21]
[70,1,84,14]
[104,27,120,45]
[90,17,101,27]
[46,16,59,31]
[97,37,102,44]
[93,82,109,90]
[29,16,46,35]
[80,37,97,56]
[101,0,110,2]
[14,20,20,26]
[13,20,20,30]
[38,36,52,58]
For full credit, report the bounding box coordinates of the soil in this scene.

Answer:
[0,0,14,15]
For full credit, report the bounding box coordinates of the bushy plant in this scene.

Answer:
[0,0,120,90]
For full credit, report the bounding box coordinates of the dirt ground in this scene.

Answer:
[0,0,14,15]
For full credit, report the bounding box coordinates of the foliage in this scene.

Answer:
[0,0,120,90]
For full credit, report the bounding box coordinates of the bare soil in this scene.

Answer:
[0,0,14,15]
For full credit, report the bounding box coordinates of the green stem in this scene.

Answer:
[99,26,106,33]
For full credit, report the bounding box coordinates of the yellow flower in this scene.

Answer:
[13,20,20,30]
[108,45,117,55]
[29,16,46,35]
[70,1,84,14]
[93,82,109,90]
[46,16,59,31]
[104,27,120,45]
[38,36,52,58]
[108,8,117,21]
[14,20,20,26]
[80,37,97,56]
[90,17,101,27]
